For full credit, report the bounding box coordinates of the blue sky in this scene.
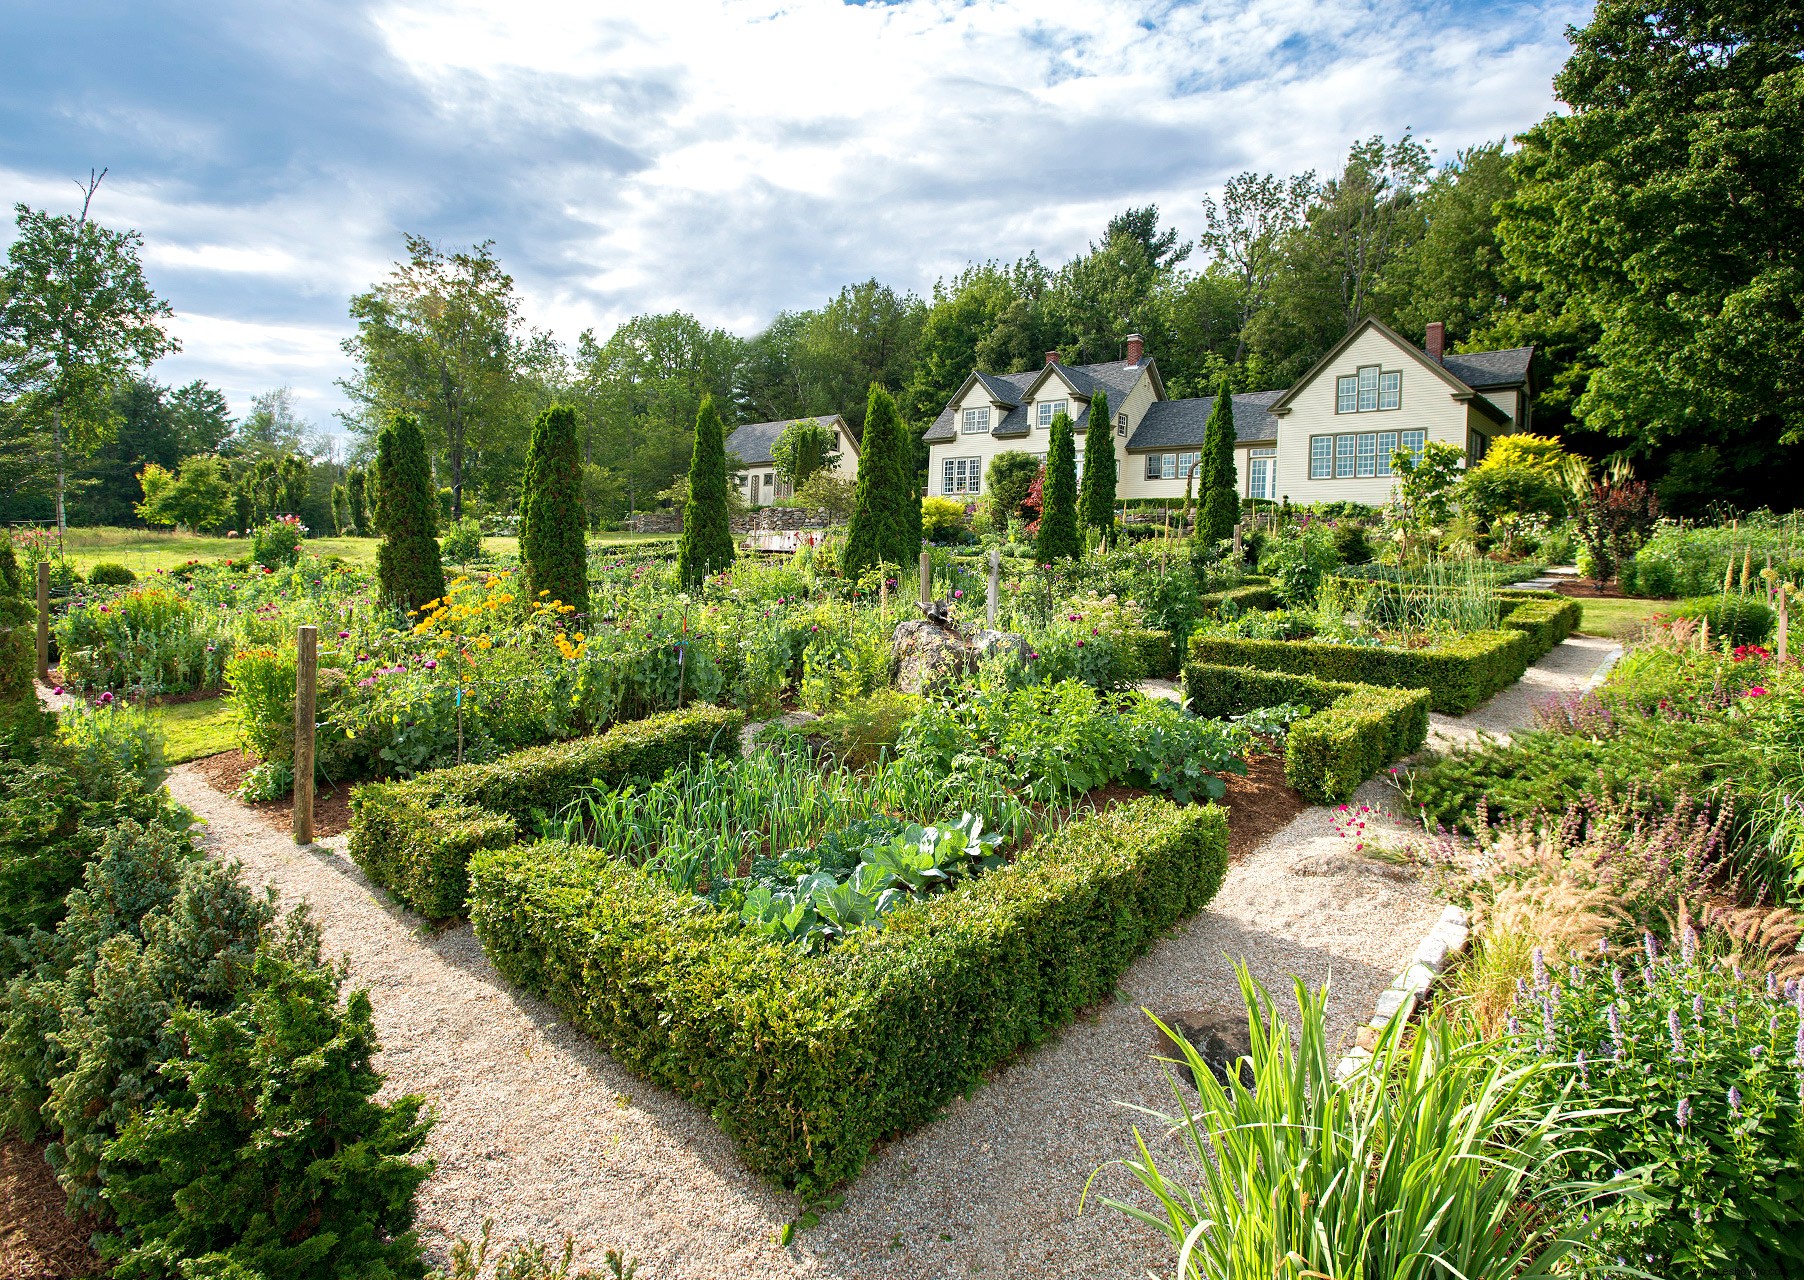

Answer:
[2,0,1589,434]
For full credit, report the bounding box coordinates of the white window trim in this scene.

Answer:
[961,406,991,434]
[1336,364,1403,415]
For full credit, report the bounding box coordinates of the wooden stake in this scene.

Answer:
[1779,588,1790,664]
[35,561,49,682]
[987,548,1000,627]
[919,550,932,607]
[293,625,318,845]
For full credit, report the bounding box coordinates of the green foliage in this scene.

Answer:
[1391,440,1465,532]
[1197,581,1280,617]
[676,395,736,587]
[374,414,446,613]
[842,384,912,577]
[1184,662,1429,803]
[1329,521,1373,566]
[468,797,1227,1196]
[519,405,589,613]
[58,700,166,793]
[99,951,433,1280]
[1666,597,1774,648]
[87,560,136,585]
[790,690,921,769]
[1107,968,1603,1280]
[1506,937,1804,1278]
[1078,388,1116,546]
[769,419,839,488]
[790,470,856,520]
[348,707,745,918]
[432,1221,638,1280]
[1258,522,1343,606]
[919,495,969,543]
[136,455,235,533]
[1618,514,1804,598]
[1035,411,1080,562]
[250,516,304,569]
[54,586,230,695]
[1198,377,1239,542]
[345,467,371,536]
[985,451,1041,525]
[440,516,485,564]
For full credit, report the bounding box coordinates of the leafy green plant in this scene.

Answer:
[58,699,166,792]
[441,516,486,564]
[87,561,137,586]
[1668,593,1776,646]
[250,515,305,569]
[1098,966,1612,1280]
[432,1220,639,1280]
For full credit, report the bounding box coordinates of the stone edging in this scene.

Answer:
[1335,904,1470,1080]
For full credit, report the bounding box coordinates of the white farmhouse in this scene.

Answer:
[920,320,1533,506]
[724,414,858,507]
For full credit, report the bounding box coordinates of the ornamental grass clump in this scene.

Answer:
[1098,965,1611,1280]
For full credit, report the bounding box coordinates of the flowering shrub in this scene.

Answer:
[250,514,306,568]
[1506,933,1804,1277]
[53,586,231,694]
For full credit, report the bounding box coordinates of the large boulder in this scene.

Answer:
[970,628,1030,667]
[1149,1007,1254,1090]
[891,620,970,694]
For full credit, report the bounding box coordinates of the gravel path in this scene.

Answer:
[1426,634,1620,750]
[154,636,1617,1280]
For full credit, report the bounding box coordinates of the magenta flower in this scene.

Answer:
[1746,685,1769,697]
[98,691,114,704]
[52,685,64,696]
[424,659,438,670]
[338,630,350,639]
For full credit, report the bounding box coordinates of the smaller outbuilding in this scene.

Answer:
[724,414,859,506]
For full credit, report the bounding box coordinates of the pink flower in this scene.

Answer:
[98,691,114,704]
[424,659,438,670]
[52,685,63,696]
[338,630,350,639]
[1746,686,1768,697]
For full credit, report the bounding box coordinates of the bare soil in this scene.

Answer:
[0,1141,103,1280]
[189,749,353,838]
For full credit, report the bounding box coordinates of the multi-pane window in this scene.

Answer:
[1400,429,1425,460]
[1310,436,1333,479]
[1355,434,1377,477]
[1116,411,1128,432]
[1376,431,1398,476]
[942,457,982,494]
[961,406,990,434]
[1177,451,1201,481]
[1336,365,1402,414]
[1037,399,1068,429]
[1334,434,1356,478]
[1145,453,1182,480]
[1248,448,1276,499]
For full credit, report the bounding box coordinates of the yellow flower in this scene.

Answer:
[573,632,585,642]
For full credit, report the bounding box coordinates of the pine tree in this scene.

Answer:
[1078,387,1116,547]
[519,404,589,615]
[677,394,736,587]
[1199,375,1240,543]
[1036,411,1080,562]
[843,384,911,577]
[373,413,445,612]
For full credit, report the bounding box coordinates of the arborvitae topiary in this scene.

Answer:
[899,407,923,559]
[1199,375,1240,543]
[519,404,589,615]
[1078,387,1116,547]
[373,413,445,613]
[843,384,910,577]
[677,395,736,587]
[345,467,370,535]
[1036,411,1080,563]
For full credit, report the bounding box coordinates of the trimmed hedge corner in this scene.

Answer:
[1197,582,1280,617]
[1498,593,1582,658]
[1187,628,1527,715]
[1117,627,1177,678]
[348,705,744,917]
[1184,662,1429,804]
[468,796,1228,1197]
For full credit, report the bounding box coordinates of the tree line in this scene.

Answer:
[3,0,1798,527]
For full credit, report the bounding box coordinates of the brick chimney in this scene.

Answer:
[1424,321,1445,364]
[1124,333,1144,365]
[1044,350,1059,366]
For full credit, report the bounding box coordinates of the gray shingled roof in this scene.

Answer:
[921,358,1148,443]
[723,415,841,469]
[1127,390,1281,451]
[1441,347,1533,389]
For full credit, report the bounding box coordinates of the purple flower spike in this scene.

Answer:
[1682,926,1698,965]
[1676,1097,1692,1129]
[1693,994,1705,1023]
[1669,1008,1684,1055]
[1728,1086,1742,1117]
[1645,933,1659,966]
[1532,947,1548,990]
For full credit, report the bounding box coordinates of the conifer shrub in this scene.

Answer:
[843,385,912,577]
[677,395,736,587]
[346,467,371,536]
[1079,388,1116,546]
[519,404,589,614]
[1035,411,1080,562]
[373,413,446,613]
[1199,376,1239,543]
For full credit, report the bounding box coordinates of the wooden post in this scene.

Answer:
[987,548,1000,628]
[293,625,317,844]
[919,550,932,607]
[879,574,888,619]
[1779,588,1790,664]
[1232,521,1243,559]
[35,561,49,682]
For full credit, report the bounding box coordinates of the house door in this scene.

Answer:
[750,474,760,505]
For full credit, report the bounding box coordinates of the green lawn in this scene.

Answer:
[1576,595,1673,639]
[152,697,239,764]
[49,526,672,576]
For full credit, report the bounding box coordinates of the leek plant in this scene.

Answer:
[1095,966,1621,1280]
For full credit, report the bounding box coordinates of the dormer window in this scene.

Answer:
[1336,365,1401,413]
[961,406,991,434]
[1037,399,1068,429]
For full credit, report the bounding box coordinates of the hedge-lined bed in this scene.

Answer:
[1185,663,1430,803]
[1187,628,1527,716]
[1197,580,1279,618]
[1496,593,1582,655]
[348,706,744,917]
[468,795,1228,1196]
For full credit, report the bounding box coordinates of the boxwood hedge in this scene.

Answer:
[468,796,1228,1197]
[1184,662,1430,803]
[1187,628,1527,715]
[348,706,744,918]
[1497,593,1583,657]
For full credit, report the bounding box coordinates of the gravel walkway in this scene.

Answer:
[1426,634,1620,750]
[153,636,1616,1280]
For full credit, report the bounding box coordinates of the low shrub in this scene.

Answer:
[1197,582,1280,618]
[1184,662,1429,804]
[440,516,486,564]
[792,689,921,769]
[1497,593,1583,658]
[348,706,744,918]
[469,796,1228,1196]
[1188,628,1528,715]
[87,562,137,586]
[58,700,167,793]
[1668,595,1776,647]
[1114,627,1175,678]
[250,516,305,569]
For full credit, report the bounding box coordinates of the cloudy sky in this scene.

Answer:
[2,0,1588,432]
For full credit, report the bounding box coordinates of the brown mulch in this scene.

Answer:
[0,1141,103,1280]
[1062,751,1307,861]
[188,749,353,839]
[1551,579,1632,598]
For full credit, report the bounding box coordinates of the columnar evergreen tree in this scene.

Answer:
[1078,387,1116,546]
[1036,411,1080,562]
[373,413,445,612]
[345,468,370,535]
[677,395,735,586]
[843,384,912,577]
[519,404,589,614]
[330,484,351,536]
[1199,375,1240,542]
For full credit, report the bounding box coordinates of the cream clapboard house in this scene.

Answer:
[724,414,858,506]
[920,320,1533,507]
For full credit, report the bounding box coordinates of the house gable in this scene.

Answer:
[1269,316,1476,418]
